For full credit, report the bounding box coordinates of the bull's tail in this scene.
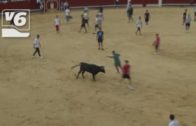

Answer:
[71,64,80,70]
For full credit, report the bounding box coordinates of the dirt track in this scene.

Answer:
[0,7,196,126]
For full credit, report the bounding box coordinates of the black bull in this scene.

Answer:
[71,62,105,81]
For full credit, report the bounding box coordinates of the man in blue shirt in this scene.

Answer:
[97,28,104,50]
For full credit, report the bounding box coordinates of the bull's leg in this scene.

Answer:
[76,70,82,79]
[92,74,96,81]
[82,71,85,79]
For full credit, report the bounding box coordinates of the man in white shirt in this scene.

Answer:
[135,16,143,35]
[127,1,133,22]
[65,8,71,22]
[168,114,180,126]
[33,34,42,57]
[82,11,89,27]
[185,14,192,31]
[54,15,60,32]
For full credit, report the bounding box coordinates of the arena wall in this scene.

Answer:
[65,0,158,7]
[0,0,195,12]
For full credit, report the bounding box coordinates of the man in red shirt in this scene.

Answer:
[152,33,160,52]
[121,60,134,90]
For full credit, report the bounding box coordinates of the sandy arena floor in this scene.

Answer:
[0,7,196,126]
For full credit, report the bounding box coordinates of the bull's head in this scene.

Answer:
[100,66,105,73]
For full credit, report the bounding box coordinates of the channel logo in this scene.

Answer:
[1,9,30,38]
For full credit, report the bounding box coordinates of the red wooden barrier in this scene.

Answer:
[163,0,194,4]
[0,0,195,12]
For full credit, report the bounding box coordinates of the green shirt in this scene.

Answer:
[113,53,121,66]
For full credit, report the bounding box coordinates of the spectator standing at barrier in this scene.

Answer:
[144,9,150,25]
[107,51,122,73]
[127,1,133,23]
[115,0,120,8]
[168,114,180,126]
[54,15,61,33]
[185,14,192,31]
[97,28,104,50]
[182,9,187,25]
[33,34,42,58]
[99,6,103,13]
[63,1,69,10]
[152,33,160,52]
[127,0,131,4]
[135,16,143,35]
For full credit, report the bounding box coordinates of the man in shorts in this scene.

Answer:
[135,16,143,35]
[108,50,122,73]
[97,28,104,50]
[54,15,61,33]
[121,60,134,90]
[152,33,160,52]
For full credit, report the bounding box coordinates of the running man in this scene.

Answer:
[144,9,150,25]
[168,114,180,126]
[54,15,61,32]
[152,33,160,52]
[97,28,104,50]
[107,50,122,73]
[33,34,42,58]
[121,60,134,90]
[135,16,143,35]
